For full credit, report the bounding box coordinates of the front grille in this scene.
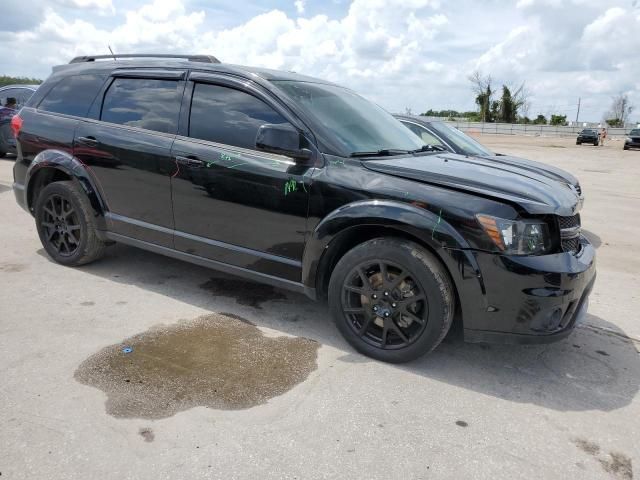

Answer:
[561,237,580,253]
[558,214,581,253]
[558,214,580,230]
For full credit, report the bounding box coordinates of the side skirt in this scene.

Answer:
[104,231,316,300]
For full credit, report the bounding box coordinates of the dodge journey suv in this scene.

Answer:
[11,54,596,363]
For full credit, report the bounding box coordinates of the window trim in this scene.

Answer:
[98,76,185,135]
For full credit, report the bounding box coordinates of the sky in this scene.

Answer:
[1,0,638,123]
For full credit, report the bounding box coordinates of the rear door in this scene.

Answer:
[170,73,314,282]
[75,70,185,247]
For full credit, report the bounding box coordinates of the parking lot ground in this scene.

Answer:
[0,135,638,480]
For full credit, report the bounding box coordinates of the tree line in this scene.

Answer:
[0,75,43,88]
[420,70,634,127]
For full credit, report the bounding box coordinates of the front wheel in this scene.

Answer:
[328,238,455,363]
[35,181,107,266]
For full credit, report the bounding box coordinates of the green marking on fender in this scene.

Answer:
[284,179,298,195]
[432,209,442,239]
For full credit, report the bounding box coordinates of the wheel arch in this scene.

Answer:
[303,200,488,328]
[25,150,107,231]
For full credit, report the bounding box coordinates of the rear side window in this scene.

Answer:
[101,78,181,134]
[0,88,33,110]
[189,83,288,149]
[38,74,106,117]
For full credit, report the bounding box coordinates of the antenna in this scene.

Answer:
[108,45,117,61]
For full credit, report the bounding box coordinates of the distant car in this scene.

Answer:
[0,84,38,157]
[395,115,583,199]
[624,129,640,150]
[576,129,599,146]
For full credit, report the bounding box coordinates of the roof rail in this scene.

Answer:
[69,54,221,64]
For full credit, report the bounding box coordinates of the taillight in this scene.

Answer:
[10,114,23,138]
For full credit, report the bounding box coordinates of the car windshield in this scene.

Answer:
[428,121,494,156]
[272,81,424,156]
[630,129,640,136]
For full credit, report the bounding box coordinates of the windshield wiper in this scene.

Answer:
[411,144,447,153]
[349,148,411,157]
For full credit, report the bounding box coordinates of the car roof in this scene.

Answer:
[52,59,336,86]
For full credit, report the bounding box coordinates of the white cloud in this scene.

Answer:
[0,0,638,122]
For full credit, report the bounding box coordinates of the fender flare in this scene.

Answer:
[302,199,487,318]
[25,149,108,230]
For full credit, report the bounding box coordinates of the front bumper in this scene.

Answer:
[625,140,640,148]
[464,235,596,344]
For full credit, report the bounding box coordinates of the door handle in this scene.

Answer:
[76,136,98,146]
[175,155,204,168]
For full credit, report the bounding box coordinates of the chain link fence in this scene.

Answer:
[437,120,638,139]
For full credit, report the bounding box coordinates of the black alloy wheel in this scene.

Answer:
[34,181,107,266]
[328,238,454,363]
[341,260,428,350]
[40,194,82,257]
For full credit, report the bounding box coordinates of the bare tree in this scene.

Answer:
[469,70,493,122]
[606,93,634,126]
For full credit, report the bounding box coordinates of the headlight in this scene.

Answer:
[627,137,632,142]
[476,214,551,255]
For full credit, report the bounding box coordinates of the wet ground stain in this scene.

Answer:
[572,437,633,479]
[199,277,287,309]
[80,301,95,307]
[455,420,469,427]
[74,313,319,419]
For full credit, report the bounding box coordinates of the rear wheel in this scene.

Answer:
[35,181,106,266]
[328,238,454,363]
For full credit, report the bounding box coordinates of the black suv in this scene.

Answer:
[11,54,596,363]
[576,129,600,146]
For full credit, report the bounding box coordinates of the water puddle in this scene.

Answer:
[74,313,319,419]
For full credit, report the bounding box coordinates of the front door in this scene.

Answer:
[170,78,313,282]
[75,74,185,247]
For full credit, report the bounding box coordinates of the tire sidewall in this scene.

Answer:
[35,182,91,266]
[328,239,453,363]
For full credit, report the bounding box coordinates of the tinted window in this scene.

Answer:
[273,80,423,155]
[39,74,105,117]
[402,122,445,147]
[189,83,288,149]
[101,78,181,134]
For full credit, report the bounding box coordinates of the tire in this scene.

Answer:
[34,181,106,266]
[624,145,629,150]
[0,150,6,158]
[594,141,599,146]
[576,141,581,145]
[328,238,454,363]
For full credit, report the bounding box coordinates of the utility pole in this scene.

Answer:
[575,97,581,124]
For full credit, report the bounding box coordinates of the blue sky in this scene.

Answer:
[1,0,638,122]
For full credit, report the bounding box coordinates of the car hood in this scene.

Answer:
[482,153,580,188]
[363,152,582,216]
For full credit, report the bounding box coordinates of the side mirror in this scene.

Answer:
[256,123,312,161]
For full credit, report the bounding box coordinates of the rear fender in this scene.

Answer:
[25,149,107,231]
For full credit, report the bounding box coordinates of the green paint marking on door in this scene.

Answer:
[284,179,298,196]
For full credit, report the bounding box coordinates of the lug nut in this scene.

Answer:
[372,306,378,312]
[384,291,389,296]
[384,312,390,317]
[372,294,377,299]
[391,302,397,308]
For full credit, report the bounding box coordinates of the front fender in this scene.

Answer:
[302,199,488,324]
[25,149,107,230]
